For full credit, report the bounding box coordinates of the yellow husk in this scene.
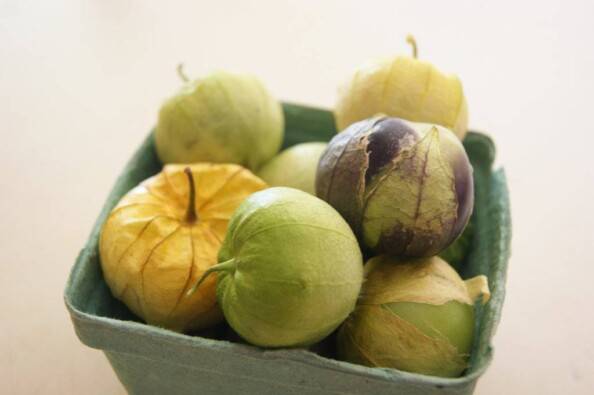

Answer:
[464,275,491,304]
[335,55,468,139]
[99,164,267,332]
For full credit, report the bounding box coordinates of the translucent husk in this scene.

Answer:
[362,126,460,256]
[334,36,468,139]
[361,255,490,306]
[339,304,468,378]
[99,164,267,332]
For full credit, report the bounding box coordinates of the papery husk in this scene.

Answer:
[316,118,473,258]
[196,187,364,348]
[155,71,284,170]
[338,304,468,378]
[315,118,375,233]
[316,117,421,237]
[363,127,459,256]
[338,255,490,377]
[464,274,490,305]
[360,255,489,306]
[335,54,468,140]
[99,164,267,332]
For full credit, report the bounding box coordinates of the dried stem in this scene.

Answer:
[184,167,198,223]
[406,35,418,59]
[177,63,190,82]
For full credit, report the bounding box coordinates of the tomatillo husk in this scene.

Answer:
[335,36,468,139]
[316,116,473,258]
[189,187,364,348]
[99,164,267,332]
[155,68,284,170]
[337,255,490,378]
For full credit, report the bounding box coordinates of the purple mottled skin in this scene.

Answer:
[316,116,474,258]
[450,153,474,246]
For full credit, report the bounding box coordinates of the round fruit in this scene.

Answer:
[155,69,284,170]
[257,142,327,194]
[190,187,364,347]
[316,116,473,257]
[337,255,490,377]
[99,164,267,332]
[335,36,468,139]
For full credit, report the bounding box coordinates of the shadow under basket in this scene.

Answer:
[65,103,511,395]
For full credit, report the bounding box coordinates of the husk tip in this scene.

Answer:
[465,275,490,305]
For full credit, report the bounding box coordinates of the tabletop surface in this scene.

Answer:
[2,1,593,394]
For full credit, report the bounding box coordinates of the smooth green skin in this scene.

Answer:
[257,142,328,195]
[215,187,364,348]
[386,301,475,355]
[155,71,284,170]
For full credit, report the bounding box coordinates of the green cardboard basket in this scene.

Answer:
[65,103,511,395]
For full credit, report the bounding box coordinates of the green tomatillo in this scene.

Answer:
[257,142,328,195]
[337,255,490,378]
[155,66,284,170]
[189,187,364,348]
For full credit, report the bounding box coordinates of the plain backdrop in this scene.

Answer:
[2,1,593,394]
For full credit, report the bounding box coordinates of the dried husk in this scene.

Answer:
[337,255,490,378]
[99,164,267,332]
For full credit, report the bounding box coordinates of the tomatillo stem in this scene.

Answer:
[184,167,198,223]
[406,35,418,59]
[177,63,190,82]
[186,259,237,297]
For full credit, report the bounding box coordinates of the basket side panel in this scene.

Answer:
[65,134,161,329]
[462,134,511,373]
[104,350,476,395]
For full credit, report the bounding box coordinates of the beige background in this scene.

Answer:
[2,1,594,394]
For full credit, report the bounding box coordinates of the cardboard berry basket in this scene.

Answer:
[65,103,511,395]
